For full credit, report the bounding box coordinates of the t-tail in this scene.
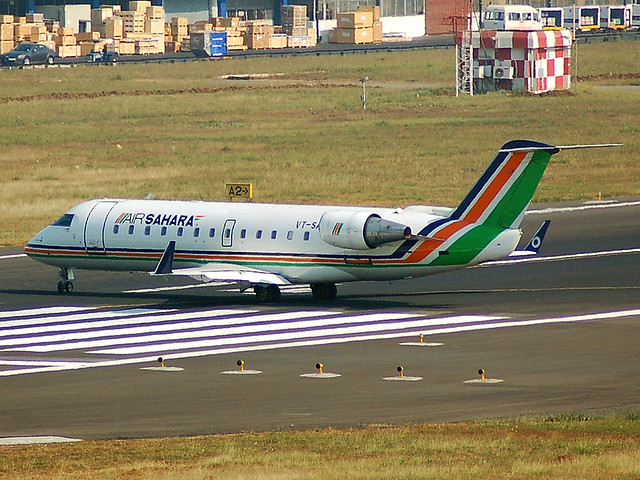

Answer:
[450,140,559,230]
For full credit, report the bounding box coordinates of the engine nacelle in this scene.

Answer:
[319,210,411,250]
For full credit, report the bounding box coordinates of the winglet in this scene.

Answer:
[509,220,550,257]
[153,241,175,275]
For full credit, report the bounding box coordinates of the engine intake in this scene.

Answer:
[319,210,411,250]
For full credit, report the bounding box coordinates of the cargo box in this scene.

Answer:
[76,31,100,42]
[337,11,374,29]
[334,27,373,44]
[0,23,12,40]
[373,20,382,43]
[146,6,164,19]
[55,34,76,46]
[287,35,315,48]
[357,5,381,22]
[129,1,151,14]
[26,13,44,23]
[268,33,287,48]
[91,7,113,24]
[56,44,78,57]
[171,17,188,26]
[118,40,136,54]
[145,18,164,35]
[244,31,270,49]
[0,40,13,54]
[0,15,14,24]
[106,17,123,39]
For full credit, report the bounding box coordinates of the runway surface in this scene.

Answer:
[0,199,638,440]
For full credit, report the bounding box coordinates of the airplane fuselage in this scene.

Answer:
[25,198,521,284]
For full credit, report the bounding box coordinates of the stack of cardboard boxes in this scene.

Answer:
[0,15,14,54]
[329,6,382,44]
[280,5,316,48]
[165,16,187,53]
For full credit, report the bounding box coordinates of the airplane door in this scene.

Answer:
[84,201,118,254]
[222,219,236,247]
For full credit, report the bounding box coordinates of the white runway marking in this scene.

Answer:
[0,253,27,261]
[0,306,638,377]
[0,436,82,445]
[527,199,640,215]
[482,247,640,267]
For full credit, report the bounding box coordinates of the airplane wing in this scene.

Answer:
[151,241,291,285]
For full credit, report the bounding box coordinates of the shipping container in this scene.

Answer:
[190,31,227,57]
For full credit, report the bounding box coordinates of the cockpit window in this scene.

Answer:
[52,213,74,227]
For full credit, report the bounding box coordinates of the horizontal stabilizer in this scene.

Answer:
[509,220,550,257]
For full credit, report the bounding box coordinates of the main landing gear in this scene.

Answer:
[252,282,338,302]
[57,267,74,294]
[311,283,337,301]
[254,284,281,303]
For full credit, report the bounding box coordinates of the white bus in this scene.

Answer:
[483,5,542,31]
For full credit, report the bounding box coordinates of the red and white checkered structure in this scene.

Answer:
[456,29,572,94]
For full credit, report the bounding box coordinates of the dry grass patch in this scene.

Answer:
[2,43,640,245]
[1,417,640,479]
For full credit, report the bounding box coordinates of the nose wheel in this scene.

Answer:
[57,268,75,295]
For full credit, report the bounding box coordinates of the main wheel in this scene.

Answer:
[22,56,31,66]
[64,281,73,294]
[254,285,281,303]
[46,55,54,65]
[311,283,337,300]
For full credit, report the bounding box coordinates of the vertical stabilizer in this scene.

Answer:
[449,140,560,229]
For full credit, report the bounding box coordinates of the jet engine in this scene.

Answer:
[319,210,411,250]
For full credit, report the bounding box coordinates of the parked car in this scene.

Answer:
[0,43,55,66]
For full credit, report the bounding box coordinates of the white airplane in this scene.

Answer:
[23,140,610,302]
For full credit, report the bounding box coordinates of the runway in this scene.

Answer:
[0,199,638,439]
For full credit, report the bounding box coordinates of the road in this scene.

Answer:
[0,199,638,439]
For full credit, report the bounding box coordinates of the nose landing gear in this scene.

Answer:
[57,268,75,294]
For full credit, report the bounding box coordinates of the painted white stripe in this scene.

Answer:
[0,306,90,320]
[1,308,638,377]
[0,359,88,367]
[0,436,82,445]
[0,308,247,337]
[3,310,335,351]
[0,307,175,330]
[0,253,27,260]
[89,314,488,355]
[527,199,640,215]
[481,247,640,267]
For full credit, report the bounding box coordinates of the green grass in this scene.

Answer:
[1,416,639,479]
[1,43,640,246]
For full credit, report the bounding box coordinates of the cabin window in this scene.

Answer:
[161,226,167,236]
[256,230,263,239]
[128,225,135,235]
[240,229,247,239]
[523,12,531,21]
[194,227,200,238]
[144,226,151,236]
[113,225,119,234]
[287,231,294,241]
[303,231,310,241]
[509,12,520,21]
[271,230,277,240]
[177,227,183,237]
[52,213,74,227]
[209,228,216,238]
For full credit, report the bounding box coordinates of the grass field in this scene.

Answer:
[1,415,640,479]
[2,41,640,479]
[1,41,640,246]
